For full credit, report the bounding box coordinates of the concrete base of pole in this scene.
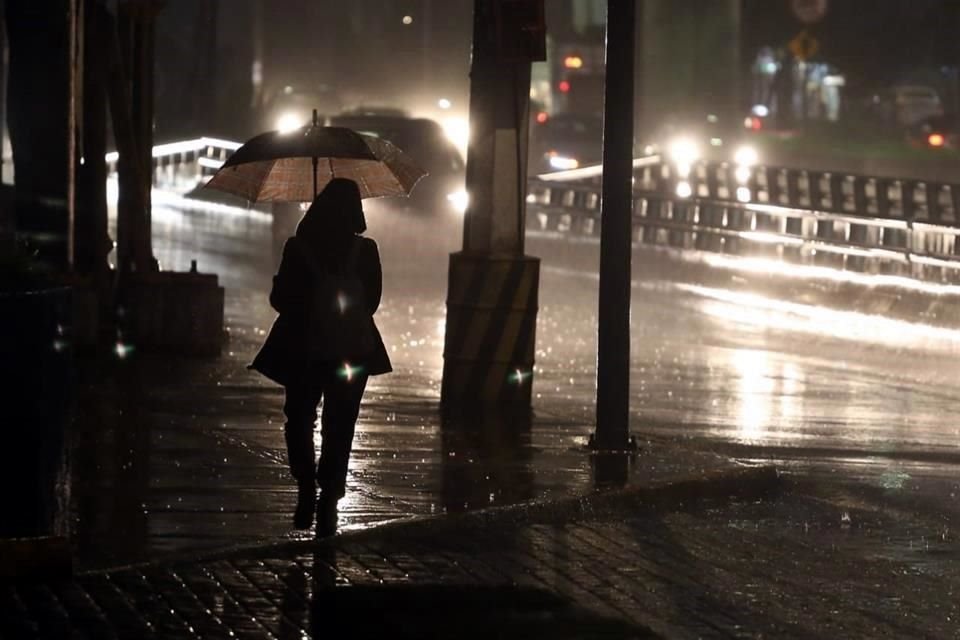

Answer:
[121,269,225,356]
[0,536,72,578]
[441,252,539,409]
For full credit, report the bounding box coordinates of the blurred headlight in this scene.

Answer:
[734,145,759,166]
[668,138,699,165]
[276,112,305,133]
[548,155,580,170]
[442,117,469,155]
[446,190,468,214]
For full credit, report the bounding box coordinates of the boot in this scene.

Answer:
[315,493,338,538]
[293,480,317,530]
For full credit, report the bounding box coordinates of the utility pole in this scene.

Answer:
[441,0,545,411]
[592,0,636,451]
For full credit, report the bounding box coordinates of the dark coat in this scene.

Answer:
[250,234,392,386]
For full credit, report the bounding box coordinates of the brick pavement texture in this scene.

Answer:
[3,483,959,639]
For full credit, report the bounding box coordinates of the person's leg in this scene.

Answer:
[283,382,323,529]
[317,372,368,500]
[283,383,322,482]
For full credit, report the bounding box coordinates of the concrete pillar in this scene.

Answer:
[593,0,636,451]
[441,0,541,411]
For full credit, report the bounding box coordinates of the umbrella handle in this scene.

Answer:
[311,109,320,199]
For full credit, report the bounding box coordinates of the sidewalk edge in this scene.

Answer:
[79,463,781,577]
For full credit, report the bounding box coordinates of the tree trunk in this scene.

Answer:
[5,0,70,267]
[75,0,109,277]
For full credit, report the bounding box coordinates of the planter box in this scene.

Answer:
[122,270,225,356]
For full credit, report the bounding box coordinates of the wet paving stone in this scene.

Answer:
[7,488,959,638]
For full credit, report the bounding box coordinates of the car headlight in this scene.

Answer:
[733,145,759,166]
[548,154,580,170]
[276,112,305,133]
[442,117,469,155]
[667,138,699,165]
[446,190,468,214]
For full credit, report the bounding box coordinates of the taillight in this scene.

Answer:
[928,133,945,147]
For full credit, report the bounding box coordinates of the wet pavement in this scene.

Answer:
[5,478,959,638]
[14,193,957,635]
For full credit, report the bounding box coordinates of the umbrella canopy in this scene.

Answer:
[203,122,428,203]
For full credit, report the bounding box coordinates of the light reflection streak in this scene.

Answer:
[683,283,960,349]
[700,253,960,296]
[779,362,804,425]
[731,349,774,441]
[107,178,272,221]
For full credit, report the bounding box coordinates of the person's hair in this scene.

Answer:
[296,178,366,242]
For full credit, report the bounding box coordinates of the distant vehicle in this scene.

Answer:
[259,82,342,133]
[906,114,960,150]
[329,108,466,214]
[872,85,944,127]
[647,112,756,166]
[529,112,603,174]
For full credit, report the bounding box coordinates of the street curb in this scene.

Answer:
[80,463,781,576]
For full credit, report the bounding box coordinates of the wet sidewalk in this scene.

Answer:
[5,471,959,638]
[12,342,959,638]
[67,335,758,570]
[8,205,958,636]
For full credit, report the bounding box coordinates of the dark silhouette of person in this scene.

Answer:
[250,178,391,535]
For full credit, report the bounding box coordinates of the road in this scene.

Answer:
[71,192,960,567]
[155,193,960,467]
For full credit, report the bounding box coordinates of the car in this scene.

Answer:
[868,85,945,127]
[328,108,466,214]
[259,81,343,133]
[906,114,960,150]
[529,112,603,174]
[646,112,757,166]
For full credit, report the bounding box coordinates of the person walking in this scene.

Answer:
[250,178,391,535]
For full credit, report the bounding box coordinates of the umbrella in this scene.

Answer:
[203,110,428,203]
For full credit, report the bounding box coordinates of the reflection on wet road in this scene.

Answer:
[72,195,960,568]
[156,194,960,466]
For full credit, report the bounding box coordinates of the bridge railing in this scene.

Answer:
[106,137,241,193]
[527,160,960,284]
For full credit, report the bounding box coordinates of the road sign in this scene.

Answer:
[791,0,828,24]
[789,30,819,61]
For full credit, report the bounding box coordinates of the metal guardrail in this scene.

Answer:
[527,159,960,283]
[106,137,241,193]
[115,138,960,283]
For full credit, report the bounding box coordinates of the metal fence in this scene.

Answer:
[113,138,960,283]
[527,160,960,283]
[106,137,240,193]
